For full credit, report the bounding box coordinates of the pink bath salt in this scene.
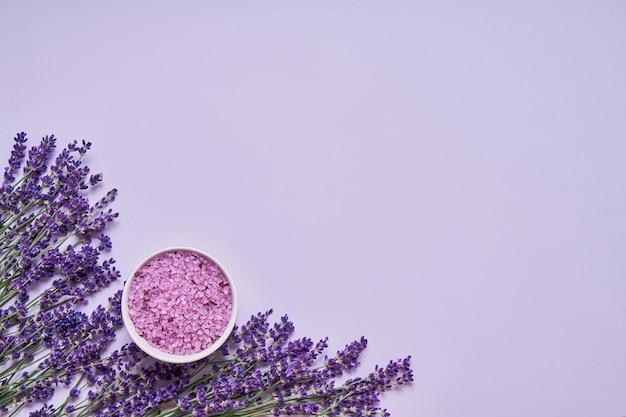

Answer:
[127,250,233,355]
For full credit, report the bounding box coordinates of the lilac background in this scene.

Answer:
[2,2,626,416]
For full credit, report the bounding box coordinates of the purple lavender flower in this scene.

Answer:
[3,132,28,184]
[28,403,56,417]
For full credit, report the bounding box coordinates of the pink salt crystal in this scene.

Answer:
[128,250,233,355]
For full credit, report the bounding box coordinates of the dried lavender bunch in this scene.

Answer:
[0,133,121,414]
[70,309,413,417]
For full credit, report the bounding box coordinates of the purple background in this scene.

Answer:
[2,2,626,415]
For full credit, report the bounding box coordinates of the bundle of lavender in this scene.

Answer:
[65,310,413,417]
[0,133,121,415]
[0,133,413,417]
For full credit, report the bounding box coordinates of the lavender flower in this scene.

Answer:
[3,132,28,184]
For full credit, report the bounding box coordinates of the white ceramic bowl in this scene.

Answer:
[121,246,238,363]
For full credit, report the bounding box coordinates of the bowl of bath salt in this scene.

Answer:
[121,246,238,363]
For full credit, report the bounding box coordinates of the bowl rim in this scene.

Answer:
[121,245,238,363]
